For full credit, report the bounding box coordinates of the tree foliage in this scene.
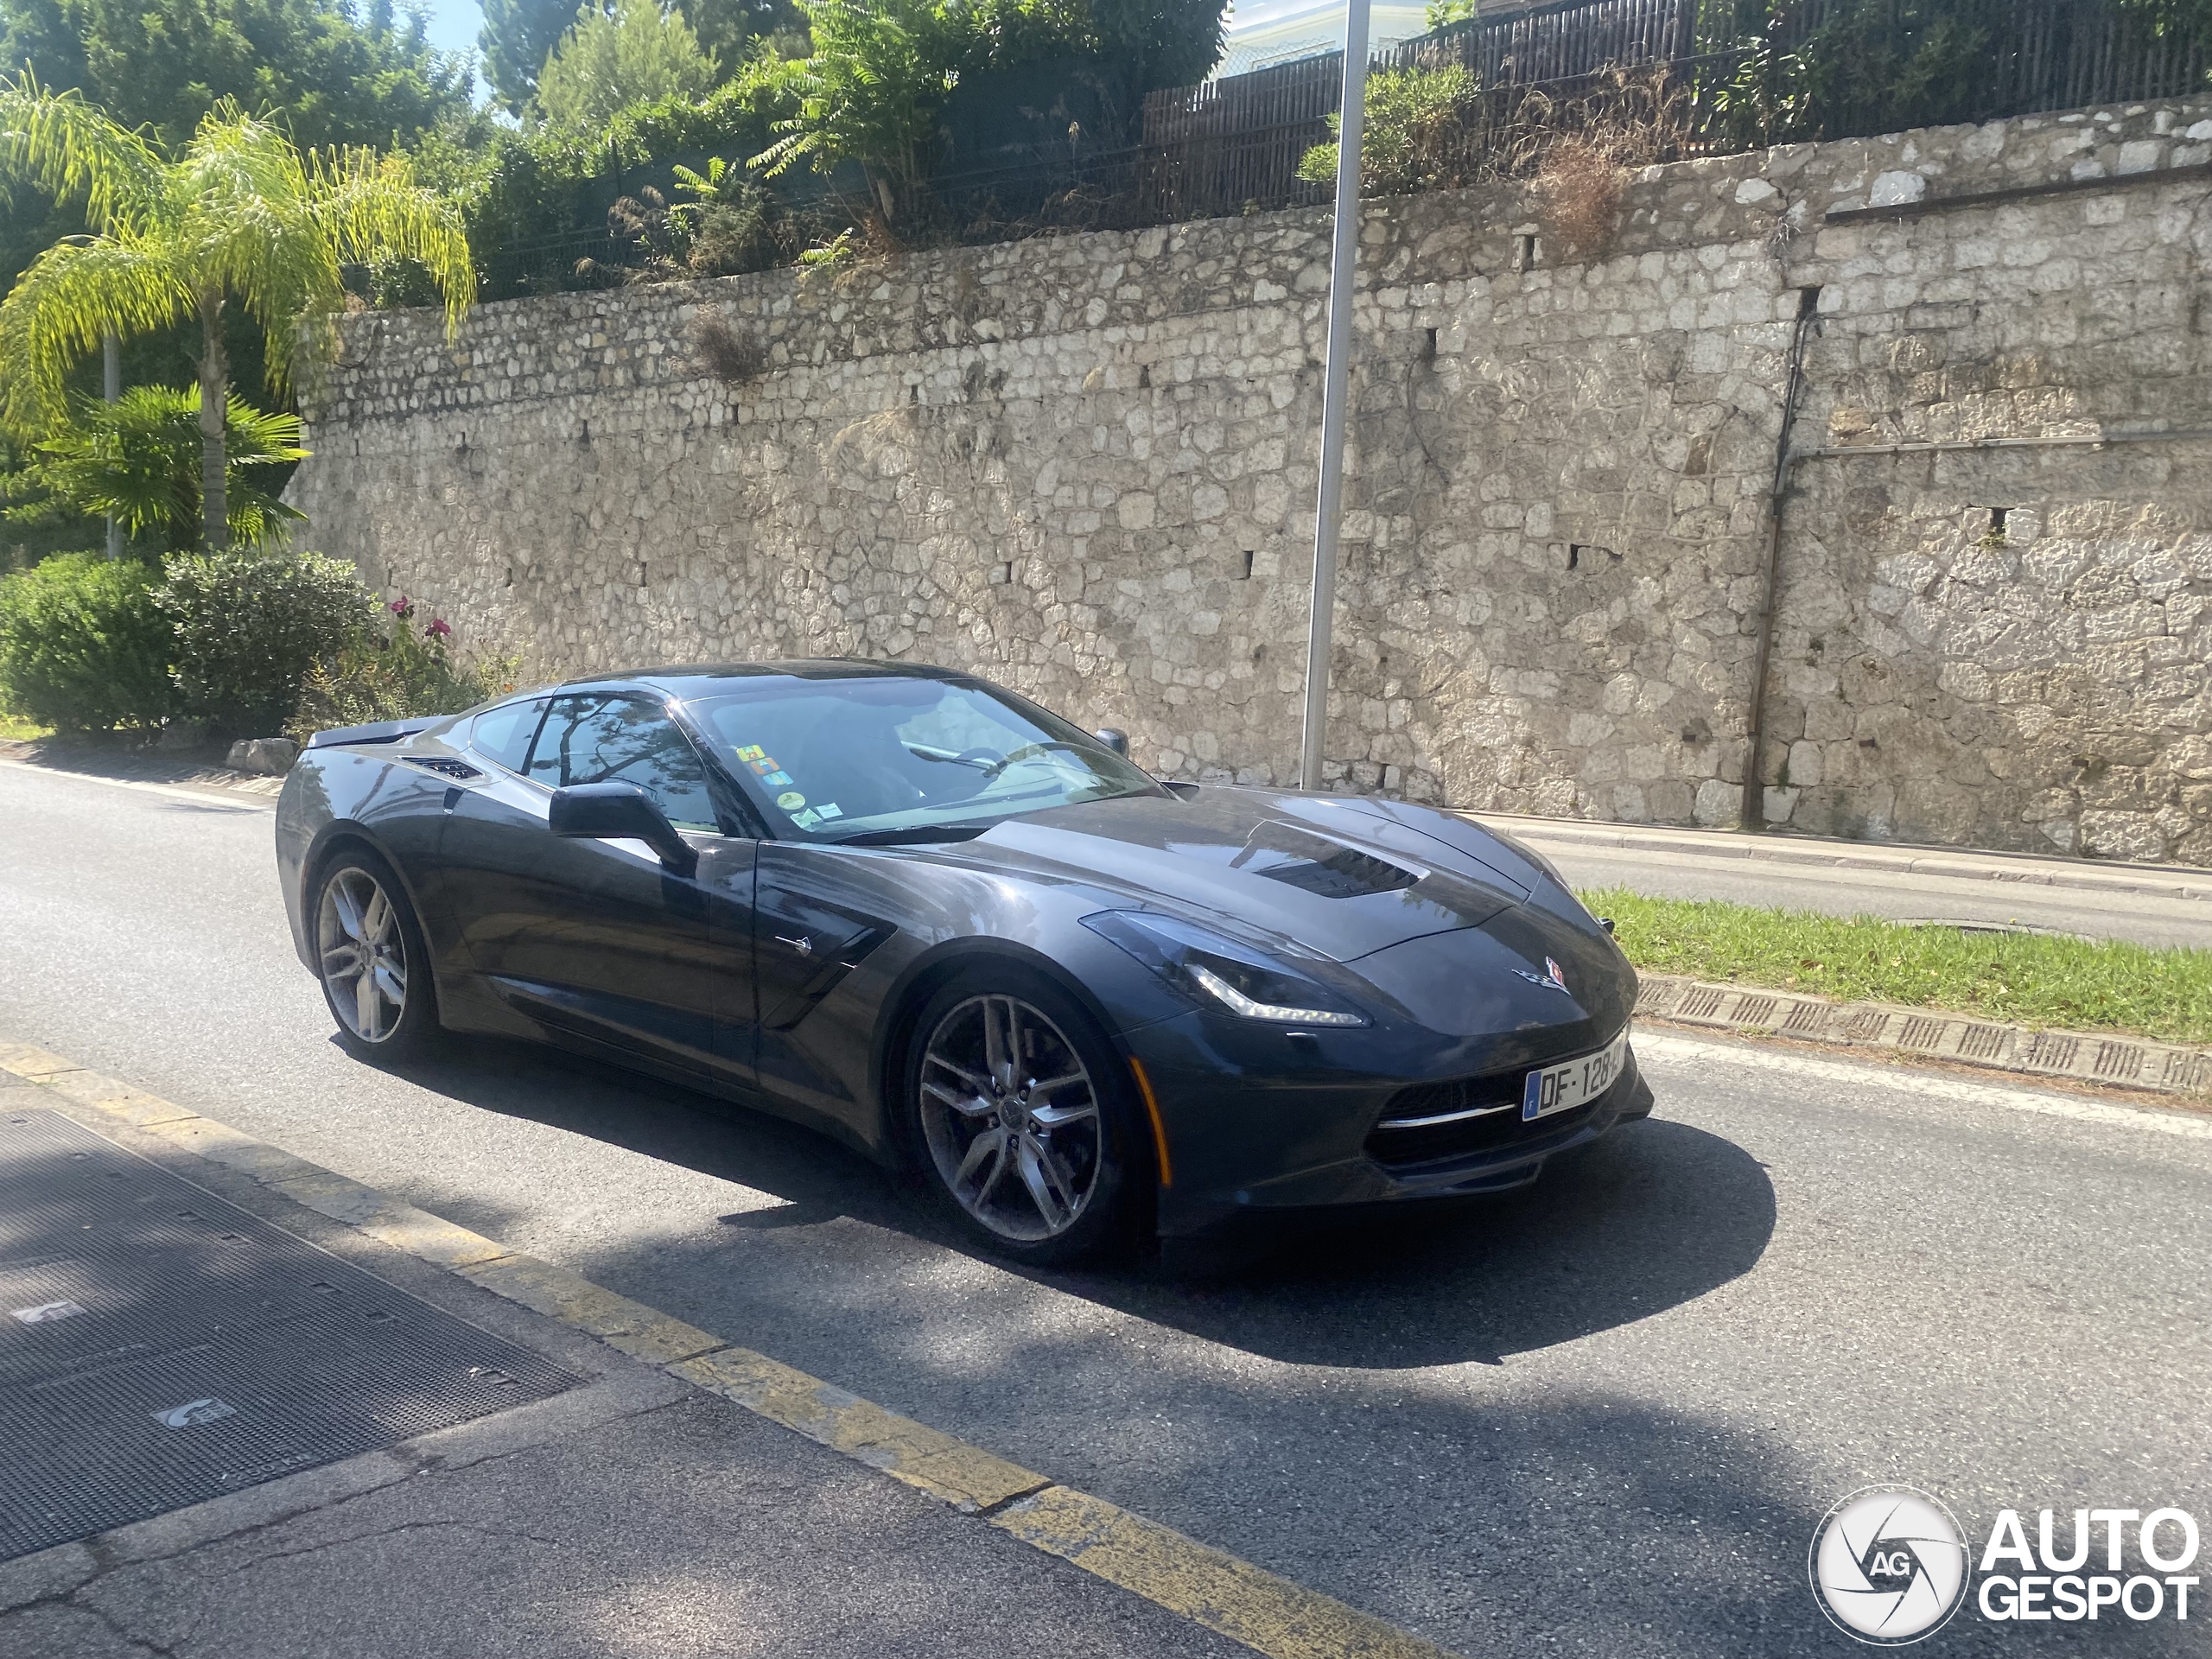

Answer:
[10,386,306,550]
[0,0,473,151]
[753,0,1217,224]
[477,0,576,113]
[0,79,471,546]
[535,0,718,133]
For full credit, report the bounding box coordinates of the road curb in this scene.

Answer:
[0,1038,1457,1659]
[1634,975,2212,1099]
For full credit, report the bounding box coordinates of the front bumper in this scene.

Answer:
[1126,1010,1652,1239]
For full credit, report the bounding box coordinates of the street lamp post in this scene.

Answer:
[1296,0,1371,791]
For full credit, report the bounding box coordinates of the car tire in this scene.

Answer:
[310,845,439,1065]
[901,963,1147,1265]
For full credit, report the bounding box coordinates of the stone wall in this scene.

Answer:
[289,99,2212,862]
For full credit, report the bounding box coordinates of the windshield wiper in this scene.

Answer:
[903,742,992,770]
[826,824,990,847]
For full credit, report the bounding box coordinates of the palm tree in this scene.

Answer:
[0,75,473,550]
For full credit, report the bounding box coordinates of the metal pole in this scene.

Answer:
[1298,0,1370,791]
[102,334,122,560]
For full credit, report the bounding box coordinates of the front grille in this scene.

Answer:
[1365,1069,1611,1171]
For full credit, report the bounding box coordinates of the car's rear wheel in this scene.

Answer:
[313,848,436,1063]
[905,966,1141,1264]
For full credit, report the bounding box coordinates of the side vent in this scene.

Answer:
[404,756,483,781]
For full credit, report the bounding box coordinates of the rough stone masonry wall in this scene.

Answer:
[289,99,2212,862]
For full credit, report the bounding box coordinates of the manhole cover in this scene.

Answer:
[0,1109,575,1560]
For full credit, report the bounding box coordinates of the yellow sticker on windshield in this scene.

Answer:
[776,791,805,812]
[734,745,766,761]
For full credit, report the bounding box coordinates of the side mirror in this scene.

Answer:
[1095,728,1130,758]
[549,782,697,875]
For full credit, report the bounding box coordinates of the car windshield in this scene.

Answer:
[685,675,1160,842]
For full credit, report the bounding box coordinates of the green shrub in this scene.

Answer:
[0,552,174,733]
[288,599,523,742]
[157,546,377,736]
[1297,67,1480,198]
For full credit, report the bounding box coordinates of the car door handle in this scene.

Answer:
[774,934,814,957]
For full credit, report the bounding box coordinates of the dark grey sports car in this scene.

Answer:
[276,661,1651,1261]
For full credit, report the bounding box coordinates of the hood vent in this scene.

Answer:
[1234,822,1421,900]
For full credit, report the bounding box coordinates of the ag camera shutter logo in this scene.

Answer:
[1810,1485,1971,1644]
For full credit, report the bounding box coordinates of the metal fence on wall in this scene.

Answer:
[485,0,2212,294]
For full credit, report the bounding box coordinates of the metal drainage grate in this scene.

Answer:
[0,1109,575,1561]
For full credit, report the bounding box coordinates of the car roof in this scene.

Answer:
[556,658,974,696]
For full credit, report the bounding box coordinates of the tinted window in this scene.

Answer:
[469,697,545,774]
[689,675,1157,841]
[526,696,721,832]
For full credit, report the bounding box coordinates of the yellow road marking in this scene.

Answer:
[995,1485,1454,1659]
[0,1041,1462,1659]
[675,1345,1049,1512]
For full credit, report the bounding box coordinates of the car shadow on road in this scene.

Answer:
[373,1033,1774,1373]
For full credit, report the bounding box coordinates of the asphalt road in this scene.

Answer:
[3,760,2209,1656]
[1502,823,2212,952]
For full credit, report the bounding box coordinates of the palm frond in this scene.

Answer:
[0,71,168,235]
[0,236,190,438]
[178,110,343,391]
[308,146,474,340]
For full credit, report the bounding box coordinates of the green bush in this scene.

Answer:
[0,552,175,733]
[157,546,377,735]
[1297,67,1480,197]
[288,599,523,741]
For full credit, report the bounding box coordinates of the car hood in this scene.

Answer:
[957,785,1563,963]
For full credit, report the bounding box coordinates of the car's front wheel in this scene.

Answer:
[312,848,436,1063]
[904,966,1144,1264]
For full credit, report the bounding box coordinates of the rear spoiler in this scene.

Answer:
[303,718,435,751]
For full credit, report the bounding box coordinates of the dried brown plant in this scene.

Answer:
[690,311,766,382]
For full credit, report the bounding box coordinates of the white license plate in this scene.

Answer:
[1522,1030,1630,1121]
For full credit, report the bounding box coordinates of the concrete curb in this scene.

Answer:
[1484,811,2212,903]
[0,745,283,800]
[0,1038,1456,1659]
[1634,974,2212,1099]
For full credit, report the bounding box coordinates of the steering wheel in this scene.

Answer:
[953,747,1003,769]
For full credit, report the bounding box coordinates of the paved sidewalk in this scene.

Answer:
[0,1065,1279,1659]
[1490,811,2212,950]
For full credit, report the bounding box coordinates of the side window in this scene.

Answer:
[526,696,721,832]
[468,697,546,774]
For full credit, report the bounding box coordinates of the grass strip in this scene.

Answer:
[1579,886,2212,1047]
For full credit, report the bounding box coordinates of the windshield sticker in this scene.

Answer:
[760,769,792,786]
[748,758,781,775]
[816,803,843,819]
[775,791,806,812]
[734,745,766,761]
[791,808,822,829]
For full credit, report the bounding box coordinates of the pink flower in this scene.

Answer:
[426,618,452,639]
[388,595,412,617]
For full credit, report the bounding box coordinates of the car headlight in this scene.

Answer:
[1079,911,1370,1027]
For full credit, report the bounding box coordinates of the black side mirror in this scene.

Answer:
[549,782,698,875]
[1095,728,1130,758]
